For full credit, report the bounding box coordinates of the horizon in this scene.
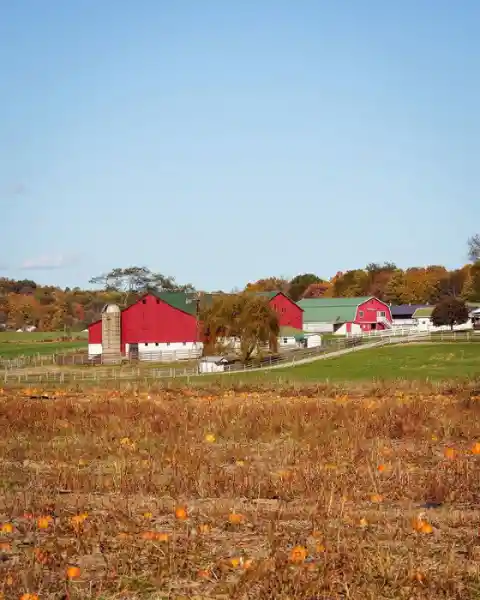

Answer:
[2,0,479,290]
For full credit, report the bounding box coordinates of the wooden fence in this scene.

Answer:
[1,330,478,386]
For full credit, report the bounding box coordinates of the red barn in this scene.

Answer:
[298,296,392,335]
[261,291,304,329]
[88,292,201,360]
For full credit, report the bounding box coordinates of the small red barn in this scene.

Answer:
[261,291,303,330]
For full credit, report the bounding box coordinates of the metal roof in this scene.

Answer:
[412,307,434,318]
[153,292,202,315]
[299,297,372,307]
[390,304,429,317]
[298,297,372,324]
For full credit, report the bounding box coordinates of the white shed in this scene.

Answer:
[199,356,229,374]
[305,334,322,348]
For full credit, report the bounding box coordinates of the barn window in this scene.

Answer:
[156,298,160,304]
[359,311,364,318]
[283,337,288,344]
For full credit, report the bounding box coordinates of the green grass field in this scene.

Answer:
[0,330,87,342]
[212,343,480,384]
[0,331,88,358]
[0,341,87,358]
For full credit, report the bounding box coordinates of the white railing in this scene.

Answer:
[346,327,428,339]
[3,330,479,384]
[378,316,393,329]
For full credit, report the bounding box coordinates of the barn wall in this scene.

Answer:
[269,293,303,329]
[303,322,334,333]
[121,294,198,345]
[88,320,102,344]
[354,298,392,330]
[88,343,102,357]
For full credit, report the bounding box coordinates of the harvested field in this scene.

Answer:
[0,383,479,599]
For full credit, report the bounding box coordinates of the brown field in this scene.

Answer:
[0,383,479,599]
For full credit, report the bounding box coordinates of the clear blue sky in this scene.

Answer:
[1,0,479,291]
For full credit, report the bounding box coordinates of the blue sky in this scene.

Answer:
[1,0,479,291]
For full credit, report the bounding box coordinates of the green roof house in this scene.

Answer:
[411,306,434,332]
[297,296,392,335]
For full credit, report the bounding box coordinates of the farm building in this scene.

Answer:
[389,304,429,329]
[278,326,306,348]
[412,305,478,332]
[256,292,303,329]
[411,307,434,331]
[198,356,229,373]
[298,297,392,335]
[88,292,201,362]
[88,291,304,361]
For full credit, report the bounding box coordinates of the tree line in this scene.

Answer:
[1,236,479,332]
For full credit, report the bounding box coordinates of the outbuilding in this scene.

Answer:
[198,355,229,373]
[390,304,429,329]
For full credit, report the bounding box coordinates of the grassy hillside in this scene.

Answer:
[0,331,88,358]
[277,342,480,381]
[208,343,480,384]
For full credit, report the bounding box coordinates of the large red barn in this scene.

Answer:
[88,292,200,359]
[260,291,303,329]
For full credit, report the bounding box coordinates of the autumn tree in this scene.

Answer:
[5,293,42,330]
[244,277,289,294]
[438,266,469,299]
[199,293,279,362]
[288,274,324,301]
[431,297,469,330]
[89,267,195,304]
[302,281,332,298]
[461,263,480,302]
[330,269,369,297]
[384,267,446,304]
[365,263,397,300]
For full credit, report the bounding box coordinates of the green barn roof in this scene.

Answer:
[412,307,434,318]
[298,297,372,324]
[154,292,200,315]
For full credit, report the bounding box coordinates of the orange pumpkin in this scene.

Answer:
[37,516,53,530]
[66,566,81,579]
[175,506,188,520]
[289,545,307,563]
[228,512,244,525]
[444,447,456,460]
